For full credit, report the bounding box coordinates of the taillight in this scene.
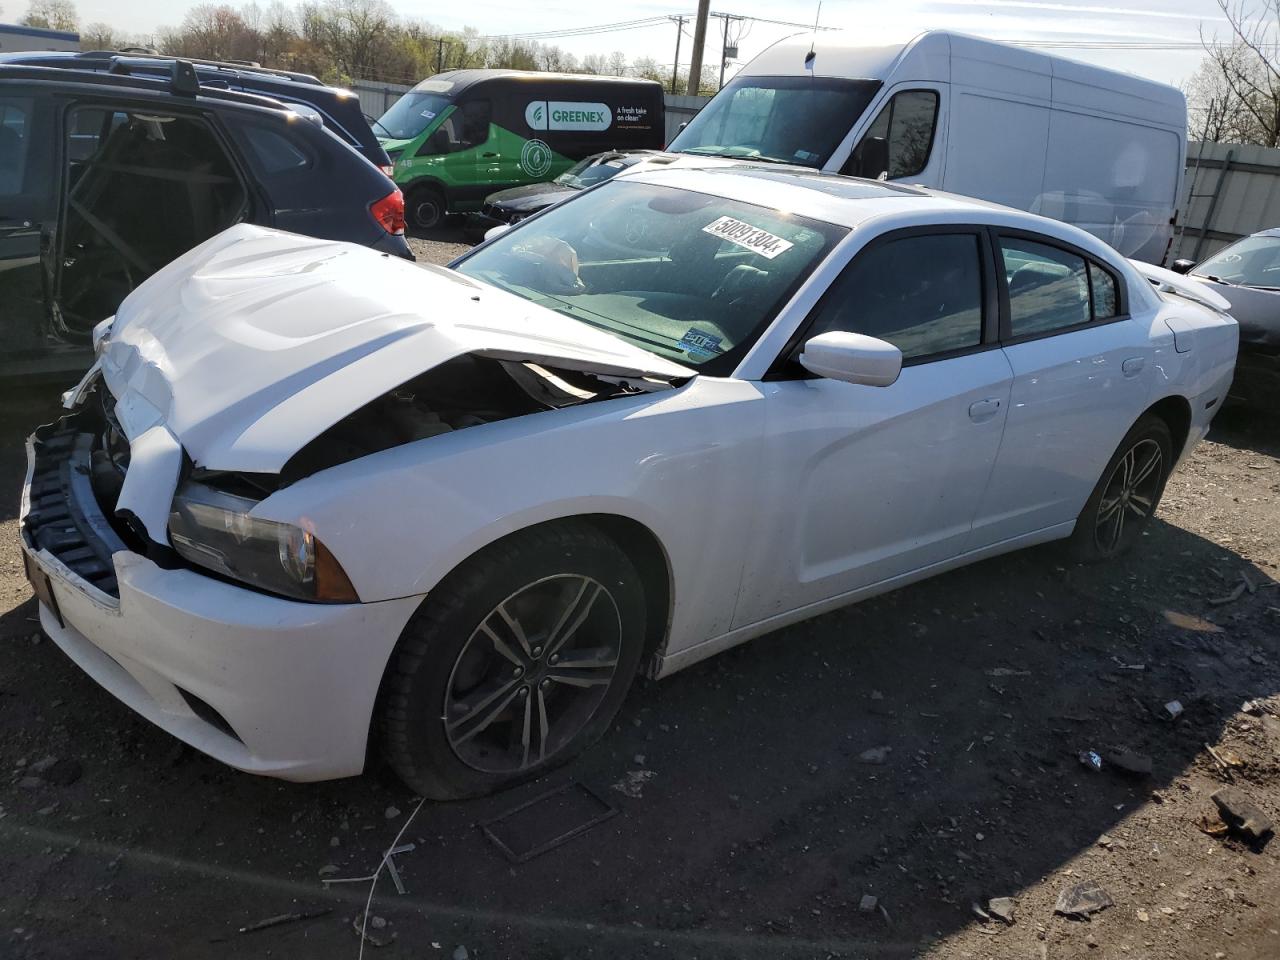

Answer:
[370,189,405,236]
[379,164,394,178]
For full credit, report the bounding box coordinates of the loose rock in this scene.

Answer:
[858,746,891,764]
[384,806,401,820]
[859,894,878,912]
[452,947,469,960]
[987,897,1016,924]
[1054,880,1114,919]
[1105,747,1152,778]
[1211,787,1275,843]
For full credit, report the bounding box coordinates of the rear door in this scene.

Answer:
[968,230,1153,548]
[0,87,57,362]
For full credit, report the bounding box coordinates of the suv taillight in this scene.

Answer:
[379,163,394,178]
[370,189,405,236]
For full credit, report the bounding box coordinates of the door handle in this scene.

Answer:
[1122,356,1145,378]
[968,398,1002,422]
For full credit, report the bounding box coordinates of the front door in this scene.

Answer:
[734,228,1012,628]
[0,89,56,367]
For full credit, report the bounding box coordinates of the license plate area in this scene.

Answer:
[23,551,64,628]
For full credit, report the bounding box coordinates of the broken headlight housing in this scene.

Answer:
[167,483,359,603]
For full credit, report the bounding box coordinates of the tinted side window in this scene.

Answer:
[1089,261,1119,319]
[234,121,312,174]
[0,97,33,195]
[808,233,984,361]
[845,90,939,180]
[1001,238,1090,337]
[461,99,492,146]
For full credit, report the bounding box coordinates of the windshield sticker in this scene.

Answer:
[701,217,794,260]
[679,328,724,359]
[420,109,437,119]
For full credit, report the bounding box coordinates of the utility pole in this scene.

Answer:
[686,0,710,96]
[669,16,685,95]
[435,38,446,74]
[713,13,741,90]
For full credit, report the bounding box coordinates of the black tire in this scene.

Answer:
[406,186,446,231]
[379,522,645,800]
[1067,414,1173,562]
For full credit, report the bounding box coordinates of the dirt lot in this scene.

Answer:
[1,238,1277,959]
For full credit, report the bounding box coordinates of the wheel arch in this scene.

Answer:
[1143,393,1192,462]
[401,176,449,202]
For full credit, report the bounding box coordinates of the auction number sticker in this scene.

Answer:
[701,216,794,260]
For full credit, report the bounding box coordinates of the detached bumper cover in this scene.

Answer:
[20,419,421,782]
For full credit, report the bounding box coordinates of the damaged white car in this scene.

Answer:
[21,168,1237,798]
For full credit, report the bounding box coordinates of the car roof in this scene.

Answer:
[620,165,1124,257]
[411,69,663,96]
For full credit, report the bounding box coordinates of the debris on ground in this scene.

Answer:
[857,746,892,764]
[986,897,1017,924]
[985,667,1032,677]
[238,908,332,935]
[351,911,394,948]
[1078,750,1103,773]
[1242,697,1271,717]
[1199,813,1231,838]
[1163,700,1184,721]
[1105,747,1153,778]
[1054,880,1115,919]
[1209,579,1248,606]
[611,769,657,798]
[384,805,401,820]
[452,946,470,960]
[1205,743,1239,781]
[1211,787,1275,844]
[859,894,879,912]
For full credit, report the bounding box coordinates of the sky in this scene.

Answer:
[57,0,1239,87]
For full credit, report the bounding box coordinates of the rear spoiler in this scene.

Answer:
[1129,260,1233,316]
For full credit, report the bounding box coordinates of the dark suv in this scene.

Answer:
[0,59,410,378]
[5,51,393,174]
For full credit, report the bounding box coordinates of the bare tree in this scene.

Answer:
[1194,0,1280,146]
[20,0,78,31]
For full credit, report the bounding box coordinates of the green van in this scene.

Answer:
[376,70,665,229]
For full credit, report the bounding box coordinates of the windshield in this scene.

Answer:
[554,155,631,189]
[454,180,845,375]
[1192,234,1280,288]
[376,92,452,141]
[669,76,881,168]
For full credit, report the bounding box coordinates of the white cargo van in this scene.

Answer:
[667,31,1187,263]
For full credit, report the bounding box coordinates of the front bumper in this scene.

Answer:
[20,416,421,782]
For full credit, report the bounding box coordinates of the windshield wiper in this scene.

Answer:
[1199,274,1235,285]
[675,148,794,165]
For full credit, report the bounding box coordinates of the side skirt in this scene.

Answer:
[654,521,1076,679]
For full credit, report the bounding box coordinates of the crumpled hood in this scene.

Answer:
[99,224,693,474]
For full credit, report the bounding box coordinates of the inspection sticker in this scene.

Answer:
[702,216,794,260]
[678,328,723,359]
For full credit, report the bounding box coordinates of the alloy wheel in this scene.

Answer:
[443,575,623,774]
[1094,438,1163,554]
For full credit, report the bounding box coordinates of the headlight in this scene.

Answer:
[167,483,359,603]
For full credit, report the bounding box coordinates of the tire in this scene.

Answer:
[406,186,446,231]
[379,522,646,800]
[1067,414,1173,563]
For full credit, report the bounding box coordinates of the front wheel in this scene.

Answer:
[379,523,646,800]
[1067,414,1172,562]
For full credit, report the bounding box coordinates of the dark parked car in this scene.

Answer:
[479,150,673,227]
[0,59,409,379]
[1173,230,1280,408]
[3,51,393,174]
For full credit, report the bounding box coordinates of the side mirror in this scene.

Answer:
[849,135,889,180]
[484,223,513,242]
[1170,258,1196,274]
[798,331,902,387]
[678,121,688,132]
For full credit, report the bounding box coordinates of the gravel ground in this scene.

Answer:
[0,343,1277,958]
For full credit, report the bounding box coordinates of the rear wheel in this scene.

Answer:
[1068,414,1172,562]
[406,185,446,231]
[379,523,645,800]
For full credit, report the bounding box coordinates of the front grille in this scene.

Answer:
[25,421,128,597]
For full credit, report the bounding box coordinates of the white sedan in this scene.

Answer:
[21,168,1237,798]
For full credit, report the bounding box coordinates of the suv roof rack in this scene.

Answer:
[77,50,325,86]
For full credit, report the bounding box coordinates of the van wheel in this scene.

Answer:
[379,523,645,800]
[1067,415,1172,562]
[407,186,446,231]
